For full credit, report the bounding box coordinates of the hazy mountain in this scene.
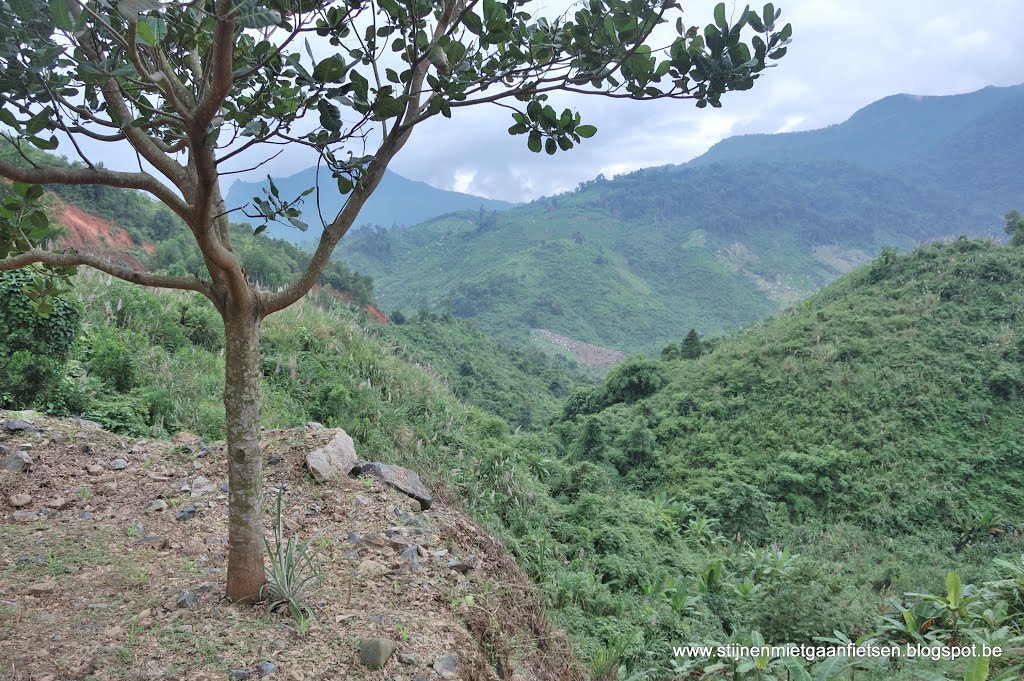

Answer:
[338,85,1021,355]
[225,167,514,243]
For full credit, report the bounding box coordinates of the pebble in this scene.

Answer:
[146,499,168,513]
[190,476,215,495]
[78,512,95,521]
[45,498,71,510]
[109,458,129,470]
[433,654,457,678]
[176,591,198,609]
[87,464,104,476]
[2,450,32,472]
[359,637,396,669]
[257,661,276,677]
[8,493,32,508]
[175,506,197,522]
[397,653,421,666]
[229,671,250,681]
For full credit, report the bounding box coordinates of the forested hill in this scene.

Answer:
[690,82,1024,216]
[339,84,1023,356]
[225,167,514,243]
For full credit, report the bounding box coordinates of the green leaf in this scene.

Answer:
[49,0,74,30]
[946,571,962,608]
[318,100,341,131]
[714,3,727,29]
[10,0,34,19]
[778,657,812,681]
[313,55,347,83]
[527,131,542,153]
[544,138,556,155]
[135,16,167,47]
[575,124,597,139]
[231,0,282,29]
[336,176,354,194]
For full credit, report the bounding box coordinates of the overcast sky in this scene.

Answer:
[64,0,1024,203]
[253,0,1024,202]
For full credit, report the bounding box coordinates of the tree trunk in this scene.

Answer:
[223,302,266,602]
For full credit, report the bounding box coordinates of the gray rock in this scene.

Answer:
[257,661,276,677]
[176,591,198,609]
[76,418,103,430]
[2,450,32,472]
[359,637,397,669]
[45,497,71,511]
[356,462,433,510]
[146,499,168,513]
[229,670,250,681]
[433,654,457,678]
[190,476,215,495]
[306,429,359,482]
[8,493,32,508]
[109,458,129,470]
[78,511,95,521]
[175,506,197,522]
[219,482,230,493]
[205,536,228,545]
[446,556,479,574]
[397,652,421,666]
[87,464,104,476]
[4,419,41,433]
[304,422,325,431]
[13,510,40,522]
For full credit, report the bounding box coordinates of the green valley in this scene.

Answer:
[339,85,1023,356]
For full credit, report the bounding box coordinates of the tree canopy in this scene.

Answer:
[0,0,790,601]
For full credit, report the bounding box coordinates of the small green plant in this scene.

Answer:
[396,622,410,642]
[46,552,67,577]
[75,487,93,500]
[182,560,200,574]
[261,487,323,622]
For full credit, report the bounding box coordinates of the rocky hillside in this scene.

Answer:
[0,412,578,681]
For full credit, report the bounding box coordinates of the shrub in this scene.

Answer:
[89,326,148,392]
[0,269,82,407]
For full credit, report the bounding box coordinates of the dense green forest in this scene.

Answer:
[5,231,1023,679]
[340,84,1022,356]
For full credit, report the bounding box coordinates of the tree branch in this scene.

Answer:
[0,160,192,224]
[0,248,214,298]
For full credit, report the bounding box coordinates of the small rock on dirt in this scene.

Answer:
[305,429,359,482]
[229,671,250,681]
[190,476,215,494]
[2,450,32,472]
[433,654,457,678]
[9,493,32,507]
[4,419,41,433]
[24,580,57,595]
[109,458,129,470]
[257,661,276,677]
[356,462,433,510]
[87,464,104,476]
[12,510,40,522]
[146,499,168,513]
[45,498,71,510]
[175,506,197,522]
[397,653,421,666]
[359,637,396,669]
[176,591,198,609]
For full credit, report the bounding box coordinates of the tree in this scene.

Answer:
[680,328,702,359]
[1005,209,1024,246]
[0,0,791,602]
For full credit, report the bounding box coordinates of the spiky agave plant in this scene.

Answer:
[261,487,322,623]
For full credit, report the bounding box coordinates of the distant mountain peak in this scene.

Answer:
[225,167,514,244]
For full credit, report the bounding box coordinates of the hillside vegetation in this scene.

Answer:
[5,238,1024,679]
[340,84,1023,355]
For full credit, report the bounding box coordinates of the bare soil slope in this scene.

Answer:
[0,412,578,681]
